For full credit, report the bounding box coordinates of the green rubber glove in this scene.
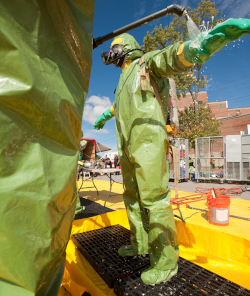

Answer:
[184,18,250,64]
[94,107,114,130]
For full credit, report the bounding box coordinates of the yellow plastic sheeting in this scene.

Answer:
[60,210,130,296]
[73,180,250,290]
[176,221,250,289]
[173,197,250,240]
[77,179,125,210]
[173,197,250,289]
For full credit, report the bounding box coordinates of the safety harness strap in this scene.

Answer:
[140,55,178,198]
[139,55,166,123]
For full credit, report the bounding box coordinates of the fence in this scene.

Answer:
[169,138,189,181]
[195,135,250,182]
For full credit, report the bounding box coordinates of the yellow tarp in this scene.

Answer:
[59,180,250,295]
[60,210,129,296]
[77,179,125,210]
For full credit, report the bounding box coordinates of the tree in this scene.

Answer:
[177,103,221,149]
[142,0,224,114]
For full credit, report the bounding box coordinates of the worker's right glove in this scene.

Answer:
[94,107,115,130]
[183,18,250,64]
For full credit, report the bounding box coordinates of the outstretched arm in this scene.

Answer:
[94,106,115,130]
[182,18,250,64]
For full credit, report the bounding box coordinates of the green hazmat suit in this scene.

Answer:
[94,18,250,284]
[106,33,191,283]
[0,1,94,295]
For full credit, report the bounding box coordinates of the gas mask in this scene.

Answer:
[101,44,145,67]
[101,44,125,67]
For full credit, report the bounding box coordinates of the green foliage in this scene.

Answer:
[177,103,221,149]
[142,0,224,112]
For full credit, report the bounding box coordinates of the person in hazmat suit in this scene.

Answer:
[0,1,94,295]
[94,19,250,284]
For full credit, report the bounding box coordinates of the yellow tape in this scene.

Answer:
[121,59,131,70]
[110,106,115,115]
[177,42,193,67]
[111,37,123,47]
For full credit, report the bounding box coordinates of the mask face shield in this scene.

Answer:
[101,44,125,67]
[101,51,110,65]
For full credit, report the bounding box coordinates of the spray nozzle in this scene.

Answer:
[183,10,191,21]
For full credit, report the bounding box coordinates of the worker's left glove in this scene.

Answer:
[94,107,115,130]
[183,18,250,64]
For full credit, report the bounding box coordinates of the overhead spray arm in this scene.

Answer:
[93,4,186,49]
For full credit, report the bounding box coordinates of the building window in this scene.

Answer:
[219,103,223,108]
[198,101,202,104]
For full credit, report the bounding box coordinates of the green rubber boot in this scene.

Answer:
[118,245,134,257]
[118,245,149,257]
[141,265,178,285]
[75,195,85,215]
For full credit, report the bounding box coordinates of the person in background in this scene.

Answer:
[114,153,120,175]
[210,155,215,172]
[114,154,120,168]
[105,155,112,168]
[189,157,194,168]
[189,157,195,180]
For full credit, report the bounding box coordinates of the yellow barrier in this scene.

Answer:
[59,180,250,295]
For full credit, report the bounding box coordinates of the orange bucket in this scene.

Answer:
[207,190,230,226]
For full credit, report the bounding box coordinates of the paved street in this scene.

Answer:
[92,173,250,200]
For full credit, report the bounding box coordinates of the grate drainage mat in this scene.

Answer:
[114,256,250,296]
[72,224,250,296]
[74,197,114,220]
[72,224,150,288]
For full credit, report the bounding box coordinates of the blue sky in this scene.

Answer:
[81,0,250,154]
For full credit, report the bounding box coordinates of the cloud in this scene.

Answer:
[204,77,213,91]
[83,95,112,125]
[86,95,111,107]
[180,0,189,9]
[216,0,250,18]
[82,128,109,139]
[134,1,146,19]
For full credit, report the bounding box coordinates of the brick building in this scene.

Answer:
[178,91,208,112]
[177,91,250,135]
[220,114,250,136]
[208,101,250,120]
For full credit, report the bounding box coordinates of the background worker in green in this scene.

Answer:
[94,19,250,284]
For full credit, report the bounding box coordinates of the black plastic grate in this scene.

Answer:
[74,197,114,220]
[114,255,250,296]
[73,224,250,296]
[72,225,150,288]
